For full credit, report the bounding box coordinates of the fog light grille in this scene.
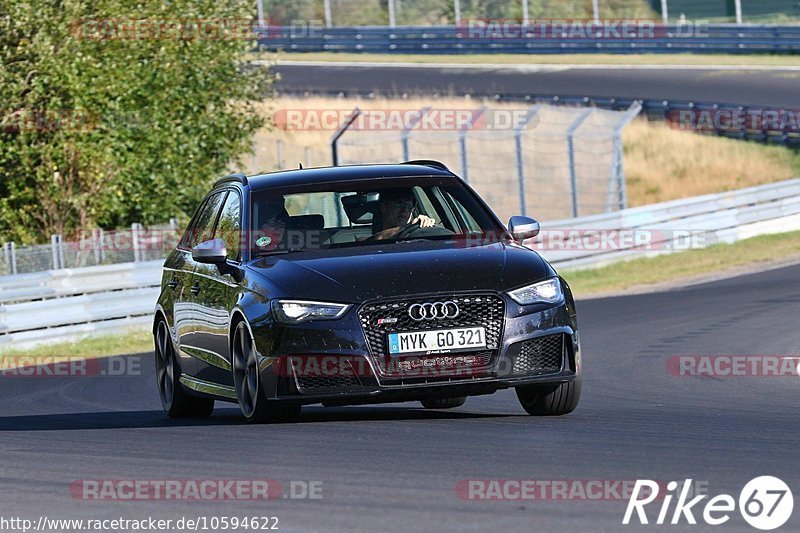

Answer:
[513,334,564,375]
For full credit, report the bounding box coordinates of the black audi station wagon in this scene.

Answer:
[153,161,581,423]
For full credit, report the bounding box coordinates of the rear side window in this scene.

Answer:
[182,192,226,249]
[216,192,241,260]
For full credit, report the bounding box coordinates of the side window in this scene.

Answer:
[413,186,441,224]
[185,192,226,248]
[216,191,241,260]
[437,188,481,233]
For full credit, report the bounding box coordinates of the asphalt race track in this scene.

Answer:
[1,264,799,532]
[273,62,800,108]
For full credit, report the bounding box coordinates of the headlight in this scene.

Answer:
[271,300,351,324]
[507,278,563,305]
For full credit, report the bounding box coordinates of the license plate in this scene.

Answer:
[387,327,486,355]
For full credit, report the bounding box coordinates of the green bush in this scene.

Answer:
[0,0,273,244]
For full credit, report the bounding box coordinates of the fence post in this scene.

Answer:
[514,105,543,217]
[458,106,487,185]
[401,106,430,161]
[3,242,10,275]
[276,140,284,170]
[616,136,628,210]
[388,0,396,28]
[734,0,743,25]
[92,228,106,264]
[324,0,332,28]
[660,0,669,24]
[58,233,66,269]
[566,108,594,218]
[9,242,17,275]
[132,223,142,262]
[606,136,622,212]
[168,219,179,253]
[610,101,642,211]
[330,107,362,166]
[50,234,61,269]
[257,0,265,27]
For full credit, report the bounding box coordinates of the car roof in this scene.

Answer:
[217,163,455,192]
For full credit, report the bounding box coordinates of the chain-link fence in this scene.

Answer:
[1,222,180,277]
[334,103,641,223]
[255,0,800,27]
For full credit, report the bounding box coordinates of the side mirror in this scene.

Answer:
[508,216,540,242]
[192,238,227,264]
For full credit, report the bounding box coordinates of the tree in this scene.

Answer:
[0,0,273,244]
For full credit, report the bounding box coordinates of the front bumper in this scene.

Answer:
[255,291,581,406]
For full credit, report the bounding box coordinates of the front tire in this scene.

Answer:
[515,379,581,416]
[231,321,300,424]
[154,320,214,418]
[420,396,467,409]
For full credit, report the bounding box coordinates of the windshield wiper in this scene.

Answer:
[254,248,306,257]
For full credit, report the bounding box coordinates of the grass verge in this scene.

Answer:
[1,326,152,360]
[623,120,800,207]
[273,52,800,68]
[564,230,800,296]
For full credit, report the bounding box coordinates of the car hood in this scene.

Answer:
[248,241,555,303]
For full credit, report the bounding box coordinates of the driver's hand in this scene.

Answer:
[411,214,436,228]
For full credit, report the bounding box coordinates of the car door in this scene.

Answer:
[168,195,220,378]
[165,246,198,378]
[177,190,227,377]
[191,190,243,387]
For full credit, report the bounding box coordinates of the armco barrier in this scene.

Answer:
[1,179,798,348]
[534,178,800,269]
[257,24,800,55]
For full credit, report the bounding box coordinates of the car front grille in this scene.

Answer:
[512,334,564,375]
[358,293,505,380]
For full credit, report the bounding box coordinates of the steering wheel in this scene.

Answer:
[395,221,423,240]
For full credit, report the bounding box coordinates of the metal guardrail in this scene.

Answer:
[257,24,800,54]
[1,178,798,349]
[0,260,162,305]
[538,178,800,269]
[0,260,162,348]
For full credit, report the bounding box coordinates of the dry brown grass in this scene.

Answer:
[243,96,800,214]
[623,119,800,206]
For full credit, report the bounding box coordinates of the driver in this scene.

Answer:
[371,189,435,241]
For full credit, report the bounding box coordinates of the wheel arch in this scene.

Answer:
[153,306,168,334]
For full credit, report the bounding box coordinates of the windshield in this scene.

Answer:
[248,177,503,256]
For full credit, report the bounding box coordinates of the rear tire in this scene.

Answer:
[515,379,581,416]
[154,319,214,418]
[231,321,300,424]
[420,396,467,409]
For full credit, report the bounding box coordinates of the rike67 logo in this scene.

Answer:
[623,477,793,530]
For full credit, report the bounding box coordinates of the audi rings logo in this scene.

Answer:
[408,301,460,321]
